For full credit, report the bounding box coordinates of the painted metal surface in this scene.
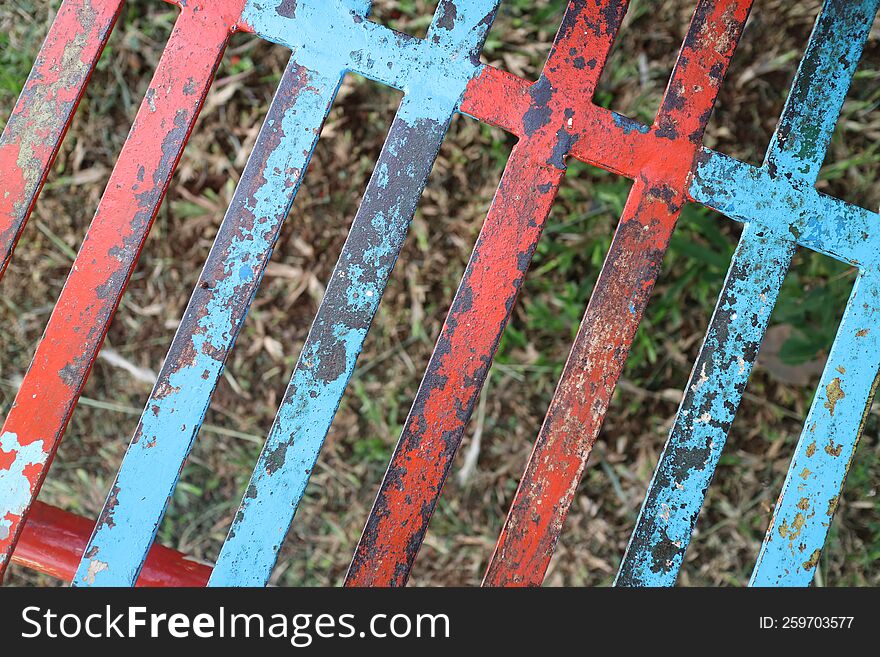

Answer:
[209,0,501,587]
[618,0,879,587]
[348,0,629,588]
[0,0,249,580]
[14,502,210,586]
[2,0,877,588]
[482,0,752,587]
[0,0,122,278]
[752,276,880,585]
[72,46,354,587]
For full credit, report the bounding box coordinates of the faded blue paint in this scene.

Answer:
[616,0,878,587]
[209,0,501,587]
[72,60,347,587]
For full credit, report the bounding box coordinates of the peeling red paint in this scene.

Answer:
[348,0,630,588]
[485,0,752,586]
[347,0,753,588]
[0,0,123,277]
[0,0,247,579]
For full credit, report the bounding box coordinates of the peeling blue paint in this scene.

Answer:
[209,0,501,587]
[73,58,350,587]
[616,0,878,587]
[752,275,880,585]
[0,432,45,562]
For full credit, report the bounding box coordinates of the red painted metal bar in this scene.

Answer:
[13,502,209,586]
[484,0,752,586]
[0,0,123,277]
[347,0,753,588]
[346,0,627,587]
[0,0,248,580]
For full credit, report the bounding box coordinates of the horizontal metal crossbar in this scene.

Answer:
[0,0,876,587]
[13,502,209,586]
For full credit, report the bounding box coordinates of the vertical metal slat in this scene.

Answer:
[0,0,123,277]
[0,0,247,579]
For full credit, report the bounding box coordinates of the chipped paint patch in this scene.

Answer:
[823,377,844,415]
[0,433,46,548]
[802,549,821,571]
[82,558,108,584]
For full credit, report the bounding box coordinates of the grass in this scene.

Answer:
[1,0,878,586]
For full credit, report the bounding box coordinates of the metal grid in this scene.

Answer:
[0,0,876,587]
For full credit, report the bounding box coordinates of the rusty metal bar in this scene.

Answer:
[0,0,123,278]
[71,59,348,587]
[208,0,501,587]
[483,0,753,588]
[617,0,878,587]
[347,0,628,588]
[347,3,750,585]
[0,0,249,579]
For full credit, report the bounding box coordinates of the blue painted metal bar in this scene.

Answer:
[616,0,878,587]
[71,1,376,588]
[73,63,347,587]
[244,0,492,99]
[208,0,501,587]
[690,151,879,270]
[751,275,880,585]
[616,224,794,586]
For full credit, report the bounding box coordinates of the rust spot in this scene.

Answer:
[786,513,806,539]
[778,519,789,539]
[824,439,842,457]
[802,549,821,571]
[823,377,844,415]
